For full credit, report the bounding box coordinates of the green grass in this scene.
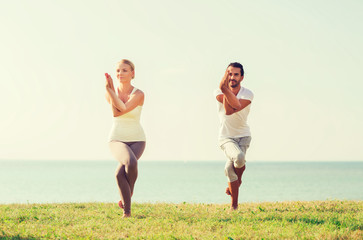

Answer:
[0,200,362,239]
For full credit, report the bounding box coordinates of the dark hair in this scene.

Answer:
[228,62,244,76]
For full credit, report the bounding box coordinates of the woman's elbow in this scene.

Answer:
[105,95,111,104]
[113,112,123,117]
[112,108,123,117]
[117,104,126,112]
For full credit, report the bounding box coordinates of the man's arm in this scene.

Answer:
[216,94,251,115]
[226,98,251,115]
[218,70,251,115]
[220,87,242,110]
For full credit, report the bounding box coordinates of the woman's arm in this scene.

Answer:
[105,73,114,104]
[106,87,127,112]
[105,74,144,117]
[109,90,144,117]
[105,73,127,112]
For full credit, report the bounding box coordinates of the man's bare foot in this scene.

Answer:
[225,187,231,195]
[123,213,131,218]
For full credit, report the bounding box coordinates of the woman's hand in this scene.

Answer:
[104,72,128,114]
[105,73,116,105]
[105,73,115,91]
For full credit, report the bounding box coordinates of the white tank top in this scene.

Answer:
[109,88,146,142]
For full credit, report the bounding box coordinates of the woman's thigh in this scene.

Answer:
[109,141,135,165]
[127,141,146,160]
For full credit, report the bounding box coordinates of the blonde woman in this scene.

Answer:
[105,59,146,218]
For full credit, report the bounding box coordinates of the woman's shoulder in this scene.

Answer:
[133,87,144,97]
[132,87,145,106]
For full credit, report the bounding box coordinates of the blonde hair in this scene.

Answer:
[117,59,135,79]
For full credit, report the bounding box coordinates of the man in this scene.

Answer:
[215,62,254,210]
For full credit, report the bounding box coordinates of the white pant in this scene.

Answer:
[220,136,251,182]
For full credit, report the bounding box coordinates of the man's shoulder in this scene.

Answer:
[238,87,254,100]
[242,87,253,94]
[214,88,223,96]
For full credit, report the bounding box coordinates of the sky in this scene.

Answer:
[1,0,362,162]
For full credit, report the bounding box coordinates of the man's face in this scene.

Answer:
[227,66,244,88]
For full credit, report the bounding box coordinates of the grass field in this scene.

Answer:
[0,200,362,239]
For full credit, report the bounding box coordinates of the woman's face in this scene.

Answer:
[116,63,134,82]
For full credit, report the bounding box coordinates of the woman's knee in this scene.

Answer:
[126,157,138,173]
[115,166,125,181]
[129,158,137,169]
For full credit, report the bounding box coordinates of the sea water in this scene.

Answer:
[0,160,362,204]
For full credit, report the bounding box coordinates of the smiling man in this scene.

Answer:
[214,62,254,210]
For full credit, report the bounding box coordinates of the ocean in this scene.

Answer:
[0,161,362,204]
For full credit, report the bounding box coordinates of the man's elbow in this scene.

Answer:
[225,109,235,115]
[234,103,242,109]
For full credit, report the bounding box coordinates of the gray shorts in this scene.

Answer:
[220,136,251,182]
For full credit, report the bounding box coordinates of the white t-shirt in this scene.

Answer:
[214,87,254,140]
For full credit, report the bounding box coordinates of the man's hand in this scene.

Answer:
[219,69,230,92]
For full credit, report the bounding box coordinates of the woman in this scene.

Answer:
[105,59,146,218]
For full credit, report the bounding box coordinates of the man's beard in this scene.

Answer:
[230,80,239,88]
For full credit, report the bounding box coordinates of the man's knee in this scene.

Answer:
[234,152,246,168]
[225,165,238,182]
